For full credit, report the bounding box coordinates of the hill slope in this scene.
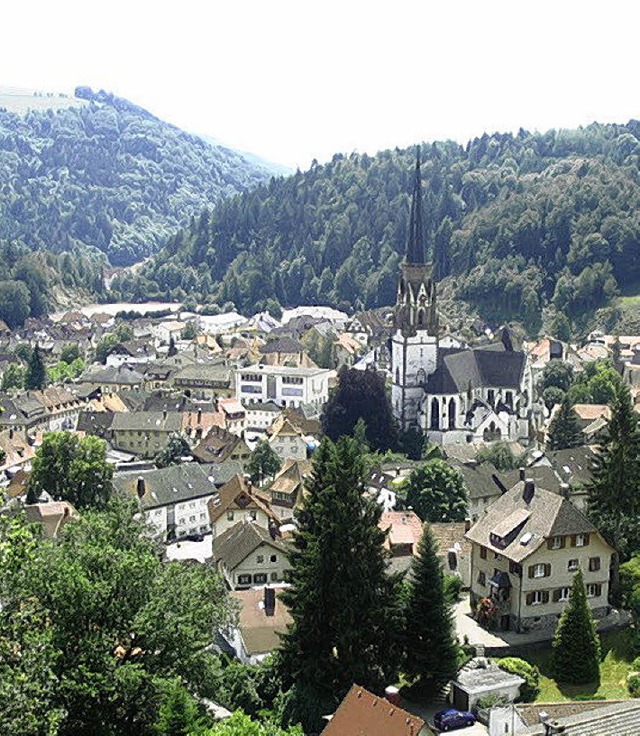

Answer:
[116,121,639,334]
[0,86,277,266]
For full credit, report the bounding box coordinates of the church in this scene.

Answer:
[391,153,533,446]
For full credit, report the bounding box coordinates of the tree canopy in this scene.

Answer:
[247,440,282,485]
[402,459,468,522]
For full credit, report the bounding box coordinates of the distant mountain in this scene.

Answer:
[0,86,278,266]
[115,121,639,336]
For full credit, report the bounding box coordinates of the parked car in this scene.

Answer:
[434,708,476,732]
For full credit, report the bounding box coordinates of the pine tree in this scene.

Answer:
[404,524,459,695]
[168,335,177,357]
[25,344,46,390]
[587,384,640,558]
[279,437,404,731]
[547,397,584,451]
[552,568,601,684]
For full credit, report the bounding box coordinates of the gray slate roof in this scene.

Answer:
[113,461,243,509]
[112,411,182,433]
[259,337,305,354]
[466,480,599,563]
[214,521,288,571]
[426,343,526,394]
[521,701,640,735]
[82,364,145,385]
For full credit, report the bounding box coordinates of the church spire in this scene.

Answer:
[406,146,425,265]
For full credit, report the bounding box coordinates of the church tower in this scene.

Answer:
[391,149,439,430]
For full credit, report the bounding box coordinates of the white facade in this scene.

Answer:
[236,364,332,410]
[391,331,438,429]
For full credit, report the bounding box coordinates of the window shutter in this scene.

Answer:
[560,536,566,549]
[526,592,534,605]
[584,534,590,547]
[547,538,554,550]
[528,565,534,578]
[545,563,551,577]
[542,591,550,604]
[570,535,576,546]
[553,589,561,602]
[596,583,602,596]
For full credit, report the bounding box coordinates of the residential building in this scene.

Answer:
[214,520,290,589]
[192,425,251,465]
[80,364,145,394]
[267,416,308,462]
[217,397,246,436]
[466,479,614,632]
[221,586,292,665]
[258,337,318,368]
[506,699,640,735]
[24,501,78,538]
[207,474,278,538]
[265,459,311,520]
[113,462,241,540]
[172,362,232,400]
[379,510,424,574]
[322,684,427,736]
[235,363,332,410]
[111,411,182,457]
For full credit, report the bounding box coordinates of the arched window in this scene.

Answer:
[416,368,426,386]
[395,367,400,384]
[430,398,439,430]
[448,399,456,429]
[417,309,425,327]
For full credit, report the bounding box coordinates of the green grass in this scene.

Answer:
[527,629,636,703]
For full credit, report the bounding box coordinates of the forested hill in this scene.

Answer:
[0,87,277,266]
[114,121,639,335]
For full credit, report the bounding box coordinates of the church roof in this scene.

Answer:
[425,344,526,394]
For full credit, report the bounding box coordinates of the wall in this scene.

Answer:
[228,541,290,589]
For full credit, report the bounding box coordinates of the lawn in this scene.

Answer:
[527,629,636,702]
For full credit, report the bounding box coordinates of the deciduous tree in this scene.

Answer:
[247,440,282,486]
[403,459,467,522]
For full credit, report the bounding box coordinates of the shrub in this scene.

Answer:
[475,693,508,710]
[497,657,541,702]
[444,574,463,604]
[628,672,640,698]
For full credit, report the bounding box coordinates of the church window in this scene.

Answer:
[417,309,424,327]
[430,398,439,430]
[448,399,456,429]
[487,389,495,406]
[505,391,513,409]
[416,368,426,386]
[395,368,400,384]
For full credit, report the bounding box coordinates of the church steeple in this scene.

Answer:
[406,147,425,265]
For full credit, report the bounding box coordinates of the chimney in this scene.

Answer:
[560,483,570,500]
[384,685,400,707]
[519,466,526,481]
[523,478,535,504]
[464,518,472,532]
[9,427,13,440]
[264,586,276,617]
[136,476,146,499]
[544,722,566,735]
[197,408,202,424]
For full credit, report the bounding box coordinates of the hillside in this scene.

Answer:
[114,121,639,335]
[0,86,277,267]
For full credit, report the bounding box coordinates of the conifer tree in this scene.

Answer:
[587,384,640,558]
[246,440,282,485]
[404,524,459,695]
[279,436,404,731]
[552,568,601,684]
[547,397,584,451]
[25,343,46,390]
[168,334,178,357]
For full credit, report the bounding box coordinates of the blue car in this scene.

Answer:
[434,708,476,732]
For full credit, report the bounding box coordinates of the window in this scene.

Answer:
[256,555,264,564]
[237,574,251,586]
[575,533,587,547]
[270,572,279,582]
[527,590,549,606]
[589,557,601,572]
[480,546,487,560]
[189,515,195,523]
[270,554,277,563]
[568,559,579,572]
[478,571,486,586]
[587,583,602,598]
[250,510,257,521]
[227,511,234,521]
[558,587,571,601]
[529,563,550,578]
[253,573,267,584]
[549,536,563,550]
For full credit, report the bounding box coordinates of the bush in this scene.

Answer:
[628,672,640,698]
[444,574,463,604]
[475,693,508,710]
[496,657,541,702]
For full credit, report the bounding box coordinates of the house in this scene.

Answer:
[207,474,278,537]
[447,458,504,522]
[80,364,145,393]
[192,425,251,465]
[379,510,424,574]
[24,501,78,538]
[198,312,248,335]
[430,521,472,587]
[235,363,332,410]
[466,479,614,632]
[172,363,233,400]
[217,397,246,436]
[222,586,292,664]
[113,462,241,540]
[450,657,524,712]
[214,520,290,589]
[111,411,182,457]
[264,459,311,521]
[267,416,308,462]
[513,699,640,735]
[322,684,427,736]
[258,337,317,368]
[333,332,363,369]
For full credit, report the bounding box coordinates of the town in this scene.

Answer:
[1,153,639,736]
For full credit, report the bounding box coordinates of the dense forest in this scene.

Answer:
[114,121,639,334]
[0,87,276,267]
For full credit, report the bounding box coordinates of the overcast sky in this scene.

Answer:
[2,0,637,169]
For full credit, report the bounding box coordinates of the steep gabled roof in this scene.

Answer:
[214,520,288,571]
[208,474,277,524]
[322,684,425,736]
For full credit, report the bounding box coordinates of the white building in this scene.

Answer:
[235,364,332,410]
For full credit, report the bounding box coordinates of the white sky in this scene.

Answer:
[2,0,638,169]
